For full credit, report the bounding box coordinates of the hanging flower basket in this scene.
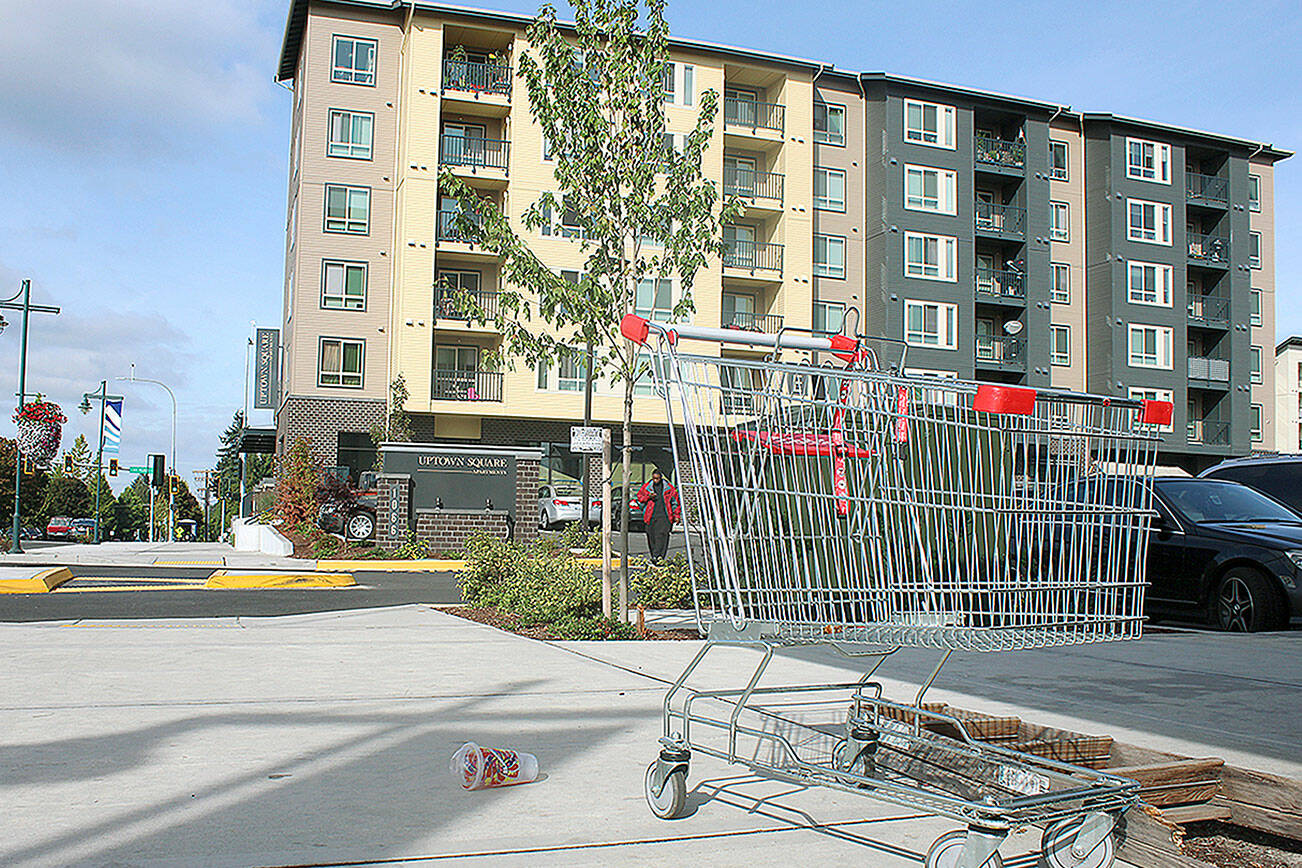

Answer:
[13,398,66,464]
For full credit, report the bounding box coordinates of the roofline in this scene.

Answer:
[1082,112,1292,161]
[274,1,1290,158]
[1277,335,1302,355]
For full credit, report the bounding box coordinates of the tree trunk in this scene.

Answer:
[620,378,633,621]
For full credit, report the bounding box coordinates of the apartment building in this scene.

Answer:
[274,0,1288,481]
[1277,337,1302,453]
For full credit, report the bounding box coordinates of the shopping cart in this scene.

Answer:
[621,313,1174,868]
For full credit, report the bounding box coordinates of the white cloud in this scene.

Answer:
[0,0,283,152]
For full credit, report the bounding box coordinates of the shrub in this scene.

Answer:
[395,530,431,559]
[551,614,637,640]
[459,532,603,627]
[557,521,602,556]
[275,437,319,527]
[630,554,694,608]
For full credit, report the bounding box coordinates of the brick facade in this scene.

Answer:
[277,395,385,468]
[415,510,511,551]
[514,456,539,543]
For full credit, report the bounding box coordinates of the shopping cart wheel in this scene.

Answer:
[1040,815,1115,868]
[925,830,1003,868]
[644,761,687,819]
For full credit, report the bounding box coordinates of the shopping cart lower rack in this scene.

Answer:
[621,314,1173,868]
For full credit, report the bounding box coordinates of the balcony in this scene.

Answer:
[723,166,784,212]
[975,335,1025,369]
[442,59,512,115]
[1186,172,1229,208]
[974,268,1026,304]
[440,136,510,181]
[1187,294,1230,329]
[436,210,501,262]
[722,310,784,333]
[1187,418,1231,447]
[434,284,501,323]
[974,133,1026,172]
[1188,355,1231,387]
[722,239,783,283]
[1187,232,1230,268]
[723,97,785,142]
[431,369,503,402]
[974,201,1026,239]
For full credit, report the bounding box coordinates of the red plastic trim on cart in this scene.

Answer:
[972,384,1037,415]
[621,313,650,344]
[828,334,859,363]
[732,429,873,458]
[1141,399,1174,426]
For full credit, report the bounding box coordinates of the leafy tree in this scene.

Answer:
[368,375,413,471]
[86,472,116,536]
[0,437,48,532]
[38,476,91,523]
[275,436,319,528]
[113,486,147,540]
[438,0,740,595]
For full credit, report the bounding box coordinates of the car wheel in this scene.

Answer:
[540,510,550,531]
[346,511,376,541]
[1215,568,1285,632]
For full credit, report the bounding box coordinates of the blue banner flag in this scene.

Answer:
[103,399,123,455]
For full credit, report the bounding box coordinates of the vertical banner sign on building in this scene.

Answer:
[254,328,280,410]
[103,399,123,455]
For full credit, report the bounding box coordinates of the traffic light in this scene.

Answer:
[170,474,180,496]
[64,454,74,474]
[151,454,166,487]
[21,456,33,476]
[108,457,119,477]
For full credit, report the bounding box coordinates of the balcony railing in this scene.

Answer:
[437,209,484,243]
[1187,294,1230,326]
[440,136,510,172]
[1186,172,1229,206]
[975,201,1026,236]
[975,268,1026,300]
[723,239,783,273]
[1188,355,1231,383]
[442,58,512,97]
[721,310,784,333]
[1188,418,1231,446]
[431,369,503,402]
[975,134,1026,170]
[723,166,784,202]
[975,335,1025,367]
[434,284,500,321]
[723,97,785,134]
[1188,232,1230,265]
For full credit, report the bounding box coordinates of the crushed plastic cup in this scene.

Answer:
[450,742,539,790]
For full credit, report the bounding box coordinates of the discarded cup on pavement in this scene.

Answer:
[450,742,539,790]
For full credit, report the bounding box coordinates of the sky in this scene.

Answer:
[1,0,1299,490]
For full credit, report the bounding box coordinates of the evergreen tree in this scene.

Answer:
[0,437,48,532]
[38,476,91,524]
[213,411,272,530]
[59,434,93,481]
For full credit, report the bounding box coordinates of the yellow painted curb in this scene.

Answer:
[0,567,73,594]
[205,571,356,589]
[575,557,622,569]
[316,559,465,571]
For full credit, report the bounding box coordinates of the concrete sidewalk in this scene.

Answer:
[0,605,1143,867]
[0,541,307,570]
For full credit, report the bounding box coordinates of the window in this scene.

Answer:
[324,185,370,234]
[1251,404,1263,442]
[1248,174,1261,211]
[635,278,673,322]
[1250,289,1263,326]
[662,62,694,107]
[1127,198,1171,245]
[1250,346,1263,384]
[1049,201,1070,241]
[542,133,554,161]
[539,350,587,392]
[1127,324,1173,369]
[321,261,367,310]
[814,102,845,146]
[1127,261,1173,307]
[327,109,373,159]
[1125,137,1171,183]
[813,300,846,334]
[814,167,846,211]
[1048,140,1069,180]
[904,300,958,349]
[1050,324,1071,366]
[1249,231,1262,268]
[1129,387,1175,432]
[813,234,846,278]
[331,36,377,86]
[541,193,583,238]
[1050,262,1070,303]
[318,338,364,387]
[904,164,957,214]
[903,232,958,282]
[903,99,956,149]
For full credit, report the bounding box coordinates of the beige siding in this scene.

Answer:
[1249,158,1275,448]
[1275,344,1302,453]
[813,77,865,330]
[1049,120,1085,390]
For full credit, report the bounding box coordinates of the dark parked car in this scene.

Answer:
[1145,477,1301,631]
[317,471,378,541]
[608,485,645,531]
[1200,454,1302,516]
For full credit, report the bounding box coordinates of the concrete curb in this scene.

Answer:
[315,557,624,571]
[204,571,356,589]
[0,567,74,594]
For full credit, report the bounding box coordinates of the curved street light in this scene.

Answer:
[116,368,177,543]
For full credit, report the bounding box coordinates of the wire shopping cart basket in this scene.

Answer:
[621,314,1174,868]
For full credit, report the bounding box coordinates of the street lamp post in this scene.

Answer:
[3,279,60,554]
[79,382,123,545]
[116,370,177,542]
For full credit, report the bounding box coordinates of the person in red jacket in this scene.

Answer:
[636,469,681,563]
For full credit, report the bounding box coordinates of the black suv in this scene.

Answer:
[1200,454,1302,515]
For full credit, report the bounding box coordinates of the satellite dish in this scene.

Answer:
[1003,320,1025,336]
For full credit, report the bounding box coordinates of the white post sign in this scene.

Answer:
[570,426,604,454]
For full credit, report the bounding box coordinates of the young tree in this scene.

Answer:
[368,375,414,470]
[0,437,48,531]
[59,434,93,481]
[213,411,272,530]
[439,0,740,593]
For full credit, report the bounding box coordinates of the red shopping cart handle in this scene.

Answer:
[732,430,872,458]
[621,313,650,344]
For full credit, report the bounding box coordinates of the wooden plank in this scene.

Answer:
[1109,758,1224,807]
[1116,805,1217,868]
[1159,802,1233,824]
[1225,799,1302,841]
[1220,764,1302,816]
